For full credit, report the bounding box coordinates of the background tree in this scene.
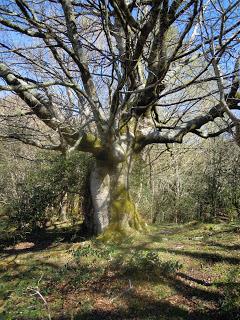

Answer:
[142,139,240,224]
[0,0,239,236]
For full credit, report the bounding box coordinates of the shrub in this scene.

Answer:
[70,243,117,262]
[6,152,93,234]
[124,250,182,276]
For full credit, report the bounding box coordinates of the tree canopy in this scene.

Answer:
[0,0,240,235]
[0,0,239,152]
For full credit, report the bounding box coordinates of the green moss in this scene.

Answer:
[100,185,147,242]
[79,133,103,154]
[235,92,240,99]
[119,115,138,136]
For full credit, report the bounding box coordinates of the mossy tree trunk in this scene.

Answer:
[89,159,146,237]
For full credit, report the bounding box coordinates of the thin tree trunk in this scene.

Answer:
[60,192,68,222]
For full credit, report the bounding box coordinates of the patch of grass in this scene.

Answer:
[219,267,240,316]
[121,250,182,278]
[0,222,239,319]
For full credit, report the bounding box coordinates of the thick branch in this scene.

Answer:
[0,63,63,130]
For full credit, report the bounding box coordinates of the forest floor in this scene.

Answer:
[0,221,239,320]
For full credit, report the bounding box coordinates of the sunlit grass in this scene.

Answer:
[0,222,239,319]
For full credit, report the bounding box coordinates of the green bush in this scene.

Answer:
[70,243,117,262]
[6,152,93,233]
[125,250,182,276]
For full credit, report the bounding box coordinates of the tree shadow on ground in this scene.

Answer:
[159,248,240,265]
[47,251,238,320]
[206,241,240,251]
[124,235,240,266]
[74,265,238,320]
[49,275,236,320]
[0,223,88,257]
[1,223,239,320]
[2,263,238,320]
[144,223,239,244]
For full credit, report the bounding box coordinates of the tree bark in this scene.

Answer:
[90,162,110,235]
[60,192,68,222]
[89,160,146,238]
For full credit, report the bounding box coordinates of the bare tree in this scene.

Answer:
[0,0,239,236]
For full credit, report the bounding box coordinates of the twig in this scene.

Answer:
[110,279,133,302]
[26,273,52,320]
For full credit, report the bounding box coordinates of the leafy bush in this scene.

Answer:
[6,152,93,233]
[124,250,182,276]
[70,243,117,262]
[8,184,56,232]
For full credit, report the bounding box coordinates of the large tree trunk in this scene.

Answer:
[90,162,110,235]
[89,160,146,238]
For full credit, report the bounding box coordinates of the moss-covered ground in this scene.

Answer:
[0,221,239,320]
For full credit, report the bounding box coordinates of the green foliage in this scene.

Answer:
[46,245,118,290]
[6,152,93,233]
[8,185,55,231]
[71,245,104,259]
[70,243,117,261]
[220,267,240,316]
[125,250,182,275]
[52,263,95,285]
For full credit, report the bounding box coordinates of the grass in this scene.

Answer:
[0,222,239,319]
